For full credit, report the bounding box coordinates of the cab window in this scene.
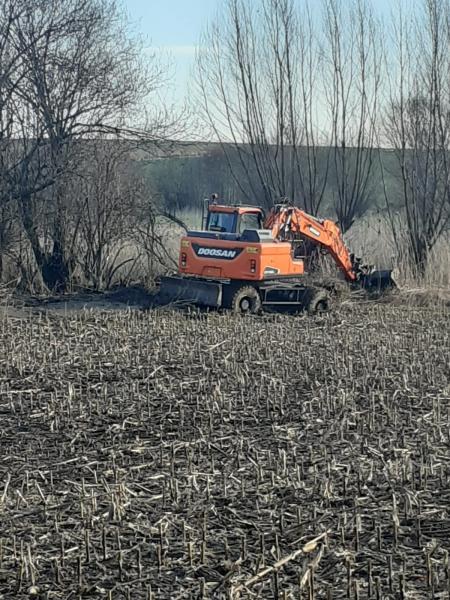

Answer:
[239,212,262,233]
[207,211,236,233]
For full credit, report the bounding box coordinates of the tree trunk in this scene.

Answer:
[19,193,71,292]
[41,240,70,292]
[410,237,428,277]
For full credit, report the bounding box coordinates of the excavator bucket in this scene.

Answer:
[359,269,396,292]
[156,275,223,308]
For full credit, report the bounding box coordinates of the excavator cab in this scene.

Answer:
[206,205,264,236]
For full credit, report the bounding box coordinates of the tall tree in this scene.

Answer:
[196,0,327,213]
[322,0,382,232]
[384,0,450,274]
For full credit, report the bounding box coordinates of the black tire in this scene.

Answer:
[305,289,331,315]
[231,285,262,314]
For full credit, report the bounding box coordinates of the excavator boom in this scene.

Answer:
[264,203,357,281]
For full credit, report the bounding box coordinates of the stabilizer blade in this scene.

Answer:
[156,276,223,308]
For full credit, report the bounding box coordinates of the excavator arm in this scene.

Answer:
[264,203,358,282]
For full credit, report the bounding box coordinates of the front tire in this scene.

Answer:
[305,289,331,315]
[231,285,262,314]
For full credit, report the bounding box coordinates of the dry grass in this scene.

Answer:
[0,303,449,598]
[345,215,450,289]
[389,287,450,309]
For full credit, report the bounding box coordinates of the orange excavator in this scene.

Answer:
[158,197,394,313]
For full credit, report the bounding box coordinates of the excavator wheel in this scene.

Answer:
[231,285,262,315]
[305,289,331,315]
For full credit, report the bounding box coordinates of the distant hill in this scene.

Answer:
[130,141,403,218]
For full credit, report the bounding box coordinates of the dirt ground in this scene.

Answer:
[2,282,449,319]
[0,298,449,598]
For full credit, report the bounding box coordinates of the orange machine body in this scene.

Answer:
[159,201,393,311]
[178,235,304,280]
[176,201,357,283]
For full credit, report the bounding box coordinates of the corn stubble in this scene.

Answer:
[0,304,448,599]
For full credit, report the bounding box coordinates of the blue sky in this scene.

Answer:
[123,0,397,105]
[124,0,216,46]
[124,0,218,100]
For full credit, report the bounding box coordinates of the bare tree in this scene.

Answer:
[322,0,382,233]
[0,0,167,290]
[72,143,140,290]
[133,211,180,285]
[196,0,327,213]
[384,0,450,274]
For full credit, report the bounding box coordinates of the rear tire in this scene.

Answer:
[305,289,331,315]
[231,285,262,314]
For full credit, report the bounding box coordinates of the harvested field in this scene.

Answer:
[0,304,449,599]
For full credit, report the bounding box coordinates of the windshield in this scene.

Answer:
[207,211,236,233]
[239,212,262,233]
